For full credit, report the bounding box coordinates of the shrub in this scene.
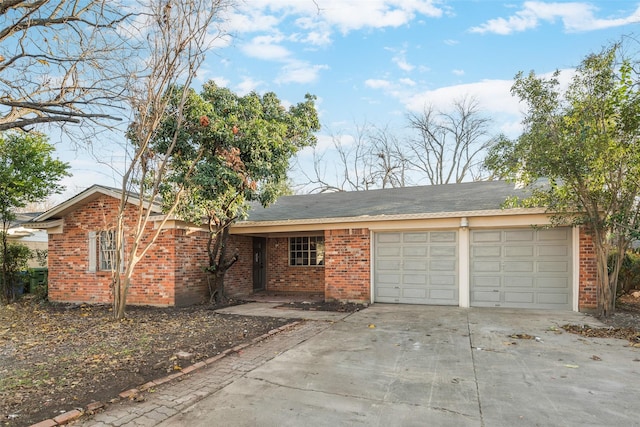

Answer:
[0,243,33,302]
[616,251,640,294]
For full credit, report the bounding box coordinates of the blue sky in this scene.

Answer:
[57,0,640,199]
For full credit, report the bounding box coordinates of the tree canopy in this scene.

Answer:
[485,43,640,316]
[155,82,320,301]
[0,131,70,302]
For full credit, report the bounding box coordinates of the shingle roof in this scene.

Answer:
[244,180,527,223]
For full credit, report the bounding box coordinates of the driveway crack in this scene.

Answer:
[467,311,485,427]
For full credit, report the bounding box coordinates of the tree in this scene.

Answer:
[0,131,69,302]
[110,0,233,320]
[0,0,133,132]
[300,121,408,193]
[407,96,497,184]
[485,43,640,317]
[157,83,320,303]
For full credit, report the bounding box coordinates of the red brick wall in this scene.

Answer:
[174,229,209,306]
[224,235,254,298]
[47,195,210,307]
[578,226,597,311]
[265,237,325,293]
[324,228,370,303]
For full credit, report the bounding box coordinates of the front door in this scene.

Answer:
[253,237,266,291]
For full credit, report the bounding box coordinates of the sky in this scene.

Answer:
[54,0,640,201]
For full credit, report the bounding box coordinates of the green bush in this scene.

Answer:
[617,251,640,294]
[0,243,33,302]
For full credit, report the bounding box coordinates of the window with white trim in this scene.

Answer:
[289,236,324,266]
[99,230,117,271]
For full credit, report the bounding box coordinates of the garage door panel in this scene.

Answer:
[403,288,427,298]
[377,287,401,298]
[430,260,456,271]
[538,228,569,241]
[430,289,457,301]
[537,245,568,256]
[538,261,569,272]
[538,293,569,305]
[431,231,456,242]
[504,230,534,241]
[472,246,501,257]
[404,260,427,270]
[403,233,428,243]
[378,246,401,257]
[504,292,535,304]
[404,246,428,257]
[503,261,534,272]
[431,275,456,286]
[473,276,500,287]
[504,246,534,257]
[404,274,427,284]
[473,261,501,272]
[377,273,401,284]
[374,231,458,305]
[471,227,572,310]
[378,260,401,270]
[536,277,569,288]
[431,246,456,257]
[504,276,534,287]
[378,233,401,243]
[473,231,501,243]
[472,290,500,303]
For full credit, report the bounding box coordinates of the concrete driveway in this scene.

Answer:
[155,304,640,427]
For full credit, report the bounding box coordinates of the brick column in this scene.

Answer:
[324,228,370,303]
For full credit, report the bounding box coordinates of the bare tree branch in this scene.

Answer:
[407,95,496,185]
[0,0,135,131]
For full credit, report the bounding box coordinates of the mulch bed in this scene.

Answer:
[0,299,295,427]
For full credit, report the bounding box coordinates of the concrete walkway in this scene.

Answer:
[76,304,640,427]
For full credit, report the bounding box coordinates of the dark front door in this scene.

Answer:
[253,237,266,291]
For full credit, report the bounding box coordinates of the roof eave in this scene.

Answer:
[232,207,549,229]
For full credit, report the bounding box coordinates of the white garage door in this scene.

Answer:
[374,231,458,305]
[470,228,572,309]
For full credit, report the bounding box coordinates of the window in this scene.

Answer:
[289,236,324,266]
[99,230,117,271]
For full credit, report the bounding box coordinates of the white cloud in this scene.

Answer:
[470,1,640,35]
[236,77,263,95]
[404,79,519,114]
[365,79,393,89]
[276,61,329,84]
[452,69,464,76]
[241,35,291,60]
[399,78,417,86]
[393,50,415,72]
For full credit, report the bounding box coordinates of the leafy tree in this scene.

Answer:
[156,82,320,303]
[0,131,69,302]
[485,43,640,317]
[0,0,132,131]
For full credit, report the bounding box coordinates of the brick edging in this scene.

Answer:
[29,321,302,427]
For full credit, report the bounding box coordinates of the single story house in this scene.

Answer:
[26,181,597,312]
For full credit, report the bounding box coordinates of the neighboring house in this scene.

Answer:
[26,181,598,312]
[6,213,48,268]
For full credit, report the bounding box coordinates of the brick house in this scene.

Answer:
[28,181,598,312]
